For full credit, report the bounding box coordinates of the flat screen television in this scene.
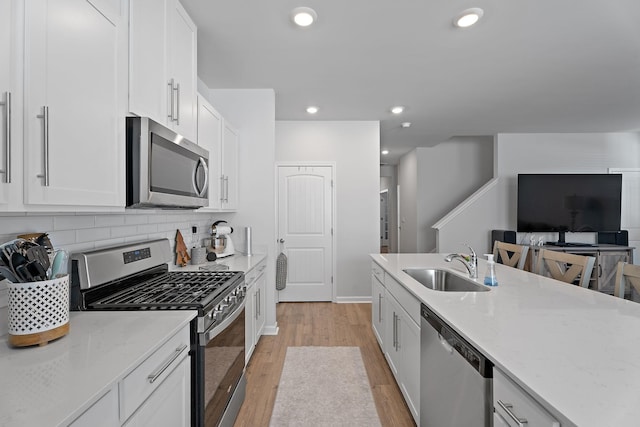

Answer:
[517,173,622,245]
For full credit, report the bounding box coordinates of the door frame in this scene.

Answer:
[275,162,337,302]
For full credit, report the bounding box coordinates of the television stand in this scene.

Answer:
[546,242,595,248]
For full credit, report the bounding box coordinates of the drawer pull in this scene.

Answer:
[147,344,187,384]
[497,400,528,426]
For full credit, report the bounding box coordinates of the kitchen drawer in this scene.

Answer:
[246,260,267,285]
[494,368,560,427]
[385,274,420,325]
[371,262,385,284]
[119,325,190,422]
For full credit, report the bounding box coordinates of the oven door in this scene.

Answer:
[196,300,246,427]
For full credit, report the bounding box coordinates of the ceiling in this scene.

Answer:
[181,0,640,164]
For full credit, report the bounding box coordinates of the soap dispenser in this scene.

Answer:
[483,254,498,286]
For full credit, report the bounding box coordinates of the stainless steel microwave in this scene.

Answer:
[126,117,209,209]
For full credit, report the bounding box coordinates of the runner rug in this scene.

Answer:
[269,346,382,427]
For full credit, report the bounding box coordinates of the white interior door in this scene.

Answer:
[277,165,334,301]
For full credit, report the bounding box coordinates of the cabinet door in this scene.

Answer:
[221,121,238,210]
[385,295,402,378]
[167,2,197,143]
[196,95,222,210]
[129,0,168,122]
[124,355,191,427]
[0,0,14,205]
[69,386,119,427]
[400,313,420,423]
[371,274,385,347]
[244,282,256,363]
[255,270,267,338]
[597,250,632,294]
[24,0,123,207]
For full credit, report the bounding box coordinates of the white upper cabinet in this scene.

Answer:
[129,0,197,143]
[23,0,125,208]
[221,120,238,210]
[0,0,15,206]
[196,94,238,212]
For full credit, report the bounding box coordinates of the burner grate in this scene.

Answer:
[92,271,242,308]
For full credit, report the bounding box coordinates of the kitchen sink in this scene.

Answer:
[402,268,490,292]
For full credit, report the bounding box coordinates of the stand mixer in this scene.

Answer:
[211,220,235,258]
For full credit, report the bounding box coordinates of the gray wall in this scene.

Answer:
[398,150,418,252]
[380,165,397,253]
[275,121,380,301]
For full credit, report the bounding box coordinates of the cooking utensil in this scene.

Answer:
[26,246,50,270]
[11,252,29,282]
[50,250,69,278]
[0,265,18,283]
[26,260,47,281]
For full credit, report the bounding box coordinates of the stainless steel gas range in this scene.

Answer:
[70,239,246,427]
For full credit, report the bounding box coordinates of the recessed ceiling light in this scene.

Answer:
[401,122,411,128]
[306,106,318,114]
[291,7,317,27]
[454,8,484,28]
[391,106,404,114]
[381,150,389,155]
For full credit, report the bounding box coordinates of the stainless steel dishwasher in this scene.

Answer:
[420,303,493,426]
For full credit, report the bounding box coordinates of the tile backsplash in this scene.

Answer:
[0,210,234,254]
[0,210,235,330]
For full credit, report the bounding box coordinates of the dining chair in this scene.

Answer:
[613,262,640,299]
[492,241,529,270]
[536,249,596,288]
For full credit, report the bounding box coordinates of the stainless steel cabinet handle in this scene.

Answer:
[175,82,180,125]
[168,79,175,121]
[147,344,187,383]
[393,312,398,350]
[36,106,50,186]
[257,288,261,317]
[219,175,225,202]
[0,91,11,183]
[254,292,258,319]
[224,176,229,202]
[378,294,383,323]
[497,400,528,426]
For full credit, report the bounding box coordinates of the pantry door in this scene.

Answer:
[277,165,334,301]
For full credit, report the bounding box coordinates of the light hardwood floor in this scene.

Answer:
[234,302,416,427]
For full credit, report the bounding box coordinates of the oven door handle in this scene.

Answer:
[201,298,246,345]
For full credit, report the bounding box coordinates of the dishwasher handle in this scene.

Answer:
[421,303,492,378]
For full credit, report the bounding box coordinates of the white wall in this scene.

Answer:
[380,165,397,253]
[398,150,418,252]
[397,137,494,253]
[435,132,640,258]
[208,89,278,333]
[275,121,379,301]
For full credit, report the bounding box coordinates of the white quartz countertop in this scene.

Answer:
[0,310,196,426]
[168,252,266,273]
[371,253,640,427]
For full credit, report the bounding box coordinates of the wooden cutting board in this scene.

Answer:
[175,229,190,267]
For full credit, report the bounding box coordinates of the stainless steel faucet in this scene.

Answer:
[445,244,478,278]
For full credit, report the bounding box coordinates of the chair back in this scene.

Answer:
[613,262,640,298]
[492,241,529,270]
[536,249,595,288]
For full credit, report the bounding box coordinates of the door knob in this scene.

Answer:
[279,239,285,243]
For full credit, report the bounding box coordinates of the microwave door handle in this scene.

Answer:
[194,157,209,197]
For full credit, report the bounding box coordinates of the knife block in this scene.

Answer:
[7,274,70,347]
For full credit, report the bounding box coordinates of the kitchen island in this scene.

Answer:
[371,253,640,427]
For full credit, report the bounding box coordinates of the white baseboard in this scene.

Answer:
[335,296,372,303]
[262,322,279,335]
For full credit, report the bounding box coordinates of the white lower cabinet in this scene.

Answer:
[69,386,119,427]
[123,355,190,427]
[371,272,385,346]
[494,368,560,427]
[245,259,267,362]
[69,324,191,426]
[372,262,420,425]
